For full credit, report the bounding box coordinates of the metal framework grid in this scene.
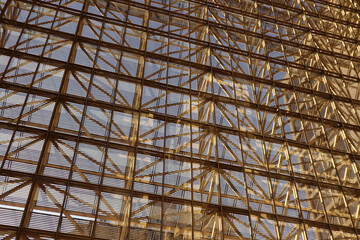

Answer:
[0,0,360,239]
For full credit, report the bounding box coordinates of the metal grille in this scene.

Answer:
[1,0,360,239]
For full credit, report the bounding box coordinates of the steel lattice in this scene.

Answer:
[0,0,360,239]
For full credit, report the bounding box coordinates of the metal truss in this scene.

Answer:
[0,0,360,239]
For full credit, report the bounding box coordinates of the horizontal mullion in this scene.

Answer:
[1,43,359,131]
[1,168,359,235]
[254,0,360,28]
[138,0,360,45]
[1,76,360,139]
[13,0,360,68]
[1,119,360,193]
[1,13,359,85]
[1,19,360,92]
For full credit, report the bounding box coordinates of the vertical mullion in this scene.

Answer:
[86,2,112,239]
[121,0,147,239]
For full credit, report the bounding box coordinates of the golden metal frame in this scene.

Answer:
[0,0,360,239]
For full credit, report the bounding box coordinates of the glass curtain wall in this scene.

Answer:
[0,0,360,239]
